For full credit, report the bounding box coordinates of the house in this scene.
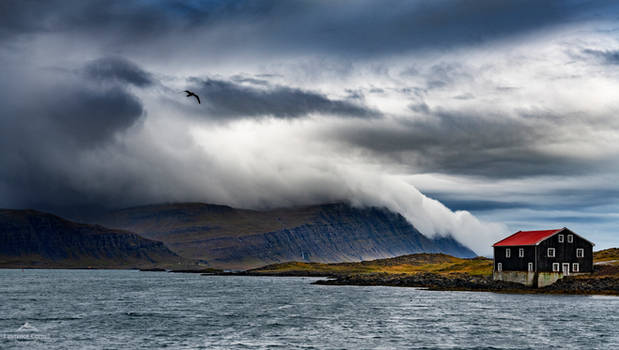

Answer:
[492,227,594,287]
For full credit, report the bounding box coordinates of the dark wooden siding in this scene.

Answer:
[536,230,593,273]
[494,246,536,271]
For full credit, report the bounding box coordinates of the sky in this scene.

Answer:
[1,0,619,255]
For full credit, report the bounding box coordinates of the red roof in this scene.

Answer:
[493,229,564,247]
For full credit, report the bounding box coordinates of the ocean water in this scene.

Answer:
[0,270,617,349]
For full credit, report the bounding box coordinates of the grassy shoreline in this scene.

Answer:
[232,248,619,296]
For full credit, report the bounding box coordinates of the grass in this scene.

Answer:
[593,248,619,263]
[251,253,494,276]
[250,248,619,277]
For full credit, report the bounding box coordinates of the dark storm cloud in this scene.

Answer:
[3,82,144,150]
[0,0,618,247]
[2,0,616,56]
[0,64,144,211]
[47,86,144,147]
[581,49,619,65]
[0,0,209,40]
[192,79,377,119]
[334,109,615,179]
[84,57,154,87]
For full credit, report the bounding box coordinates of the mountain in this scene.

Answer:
[0,209,184,269]
[93,202,476,269]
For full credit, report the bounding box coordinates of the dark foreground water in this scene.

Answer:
[0,270,617,349]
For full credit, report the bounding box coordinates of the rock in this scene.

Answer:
[315,272,530,292]
[313,271,619,295]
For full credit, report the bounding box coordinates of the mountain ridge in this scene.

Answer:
[0,209,186,269]
[91,202,476,269]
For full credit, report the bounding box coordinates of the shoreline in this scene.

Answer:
[0,266,219,273]
[309,272,619,296]
[214,270,619,296]
[2,267,617,295]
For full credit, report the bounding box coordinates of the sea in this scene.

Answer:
[0,269,617,349]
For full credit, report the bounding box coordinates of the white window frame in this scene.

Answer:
[558,234,564,243]
[572,263,579,273]
[528,262,534,272]
[519,248,524,258]
[567,234,573,243]
[547,248,555,257]
[576,248,584,258]
[505,248,511,258]
[552,263,560,272]
[497,262,502,272]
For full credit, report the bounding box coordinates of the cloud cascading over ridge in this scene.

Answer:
[2,0,619,254]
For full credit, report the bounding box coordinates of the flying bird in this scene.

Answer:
[184,90,200,104]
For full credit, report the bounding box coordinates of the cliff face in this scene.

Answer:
[95,203,476,269]
[0,209,181,268]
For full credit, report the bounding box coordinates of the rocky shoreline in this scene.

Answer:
[312,272,619,295]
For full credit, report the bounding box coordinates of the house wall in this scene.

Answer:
[536,230,593,273]
[493,270,579,287]
[536,272,564,288]
[494,246,536,271]
[493,270,536,287]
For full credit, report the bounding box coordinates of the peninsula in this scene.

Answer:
[235,249,619,295]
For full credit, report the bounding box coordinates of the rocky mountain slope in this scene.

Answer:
[0,209,184,268]
[93,202,476,269]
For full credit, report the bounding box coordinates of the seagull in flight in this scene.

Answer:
[184,90,200,104]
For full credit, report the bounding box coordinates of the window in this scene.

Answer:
[519,248,524,258]
[528,262,534,272]
[547,248,555,257]
[567,235,573,243]
[572,263,579,272]
[552,263,560,272]
[558,234,564,243]
[576,248,584,258]
[505,248,511,258]
[497,263,502,272]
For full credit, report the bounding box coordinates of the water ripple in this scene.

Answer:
[0,270,617,349]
